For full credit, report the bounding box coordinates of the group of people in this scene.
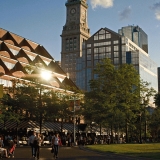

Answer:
[28,132,41,159]
[29,131,62,159]
[0,135,16,158]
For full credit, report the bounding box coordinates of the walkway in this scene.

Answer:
[12,145,153,160]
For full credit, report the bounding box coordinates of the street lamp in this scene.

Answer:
[72,96,81,145]
[39,70,52,134]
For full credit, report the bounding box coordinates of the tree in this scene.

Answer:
[83,58,117,135]
[83,58,140,142]
[116,64,140,142]
[154,93,160,108]
[150,108,160,141]
[138,80,156,143]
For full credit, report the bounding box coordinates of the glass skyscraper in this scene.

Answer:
[118,25,148,54]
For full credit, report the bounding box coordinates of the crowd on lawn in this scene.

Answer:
[0,131,128,159]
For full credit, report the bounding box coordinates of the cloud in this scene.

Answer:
[151,2,160,20]
[90,0,114,9]
[119,6,131,20]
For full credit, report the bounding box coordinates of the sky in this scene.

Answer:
[0,0,160,66]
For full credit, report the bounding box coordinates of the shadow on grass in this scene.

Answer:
[87,148,160,160]
[124,152,160,160]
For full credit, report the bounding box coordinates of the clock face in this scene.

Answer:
[70,8,76,14]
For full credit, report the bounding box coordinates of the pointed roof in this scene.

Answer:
[0,28,79,92]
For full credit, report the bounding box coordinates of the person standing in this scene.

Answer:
[34,133,41,160]
[28,131,36,158]
[52,133,61,159]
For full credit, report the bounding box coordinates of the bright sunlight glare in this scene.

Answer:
[40,70,52,80]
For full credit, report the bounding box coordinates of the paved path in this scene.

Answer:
[12,146,152,160]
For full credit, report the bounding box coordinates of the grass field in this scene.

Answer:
[86,143,160,159]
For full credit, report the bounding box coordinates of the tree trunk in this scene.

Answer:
[125,120,128,143]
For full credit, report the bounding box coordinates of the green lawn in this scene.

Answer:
[86,143,160,159]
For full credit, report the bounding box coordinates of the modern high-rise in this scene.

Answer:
[118,25,148,53]
[76,27,158,107]
[61,0,90,83]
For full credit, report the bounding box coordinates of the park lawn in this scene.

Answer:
[87,143,160,159]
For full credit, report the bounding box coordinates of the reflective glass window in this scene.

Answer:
[94,53,98,59]
[106,34,111,39]
[99,47,105,53]
[94,34,98,40]
[87,44,91,47]
[113,40,118,44]
[114,46,119,51]
[87,49,91,54]
[99,34,105,40]
[106,52,111,58]
[94,48,98,53]
[106,46,111,52]
[114,52,119,57]
[99,29,105,34]
[114,57,119,64]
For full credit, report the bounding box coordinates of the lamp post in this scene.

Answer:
[72,96,81,145]
[73,97,76,145]
[38,70,52,134]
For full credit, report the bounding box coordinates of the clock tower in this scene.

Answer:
[61,0,90,83]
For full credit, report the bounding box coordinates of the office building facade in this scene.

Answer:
[76,27,157,107]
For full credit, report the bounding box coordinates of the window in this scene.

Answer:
[106,52,111,58]
[106,46,111,52]
[99,29,105,34]
[94,41,111,47]
[104,41,111,45]
[114,58,119,64]
[99,34,105,40]
[70,38,73,44]
[114,52,119,57]
[114,46,119,51]
[94,59,99,66]
[94,53,99,59]
[87,49,91,54]
[94,48,98,53]
[113,40,118,44]
[106,34,111,39]
[87,44,91,47]
[73,37,76,42]
[87,54,91,60]
[94,34,98,40]
[99,53,105,59]
[99,47,105,53]
[87,61,91,66]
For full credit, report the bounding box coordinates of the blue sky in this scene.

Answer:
[0,0,160,65]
